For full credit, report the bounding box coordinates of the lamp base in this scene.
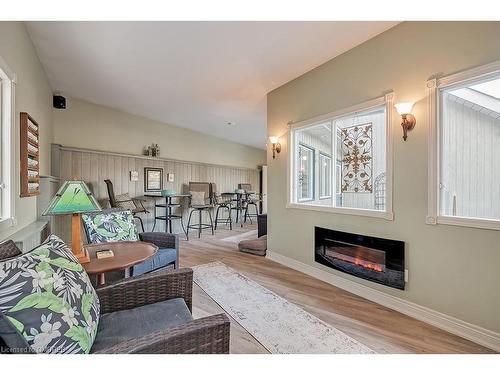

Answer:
[401,114,416,141]
[74,248,91,264]
[71,213,90,264]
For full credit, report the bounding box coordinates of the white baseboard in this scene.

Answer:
[266,250,500,352]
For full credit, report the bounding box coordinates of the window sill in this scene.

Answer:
[286,203,393,220]
[0,217,17,233]
[298,198,314,203]
[427,215,500,231]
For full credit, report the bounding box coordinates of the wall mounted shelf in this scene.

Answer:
[20,112,40,197]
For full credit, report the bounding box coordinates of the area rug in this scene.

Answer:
[192,262,375,354]
[220,229,258,244]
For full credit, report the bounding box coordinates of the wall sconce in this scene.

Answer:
[269,136,281,159]
[395,102,416,141]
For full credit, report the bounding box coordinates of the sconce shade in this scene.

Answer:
[269,136,281,159]
[269,136,279,144]
[395,102,414,115]
[43,180,101,216]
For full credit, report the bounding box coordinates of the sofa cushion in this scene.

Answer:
[82,209,139,243]
[0,235,100,353]
[131,248,177,277]
[0,310,32,353]
[0,240,22,261]
[91,298,192,353]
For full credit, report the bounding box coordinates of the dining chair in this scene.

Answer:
[186,182,214,239]
[210,183,233,230]
[238,183,262,225]
[104,179,149,232]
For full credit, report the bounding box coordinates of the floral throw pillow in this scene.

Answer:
[0,235,100,353]
[81,209,139,244]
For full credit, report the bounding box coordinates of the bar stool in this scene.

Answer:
[186,182,214,240]
[238,184,262,225]
[230,190,246,227]
[210,183,233,230]
[244,192,262,224]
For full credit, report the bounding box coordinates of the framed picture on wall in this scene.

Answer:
[144,167,163,192]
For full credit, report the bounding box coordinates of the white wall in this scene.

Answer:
[267,21,500,334]
[0,22,53,240]
[53,97,266,170]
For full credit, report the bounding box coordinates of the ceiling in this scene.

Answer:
[26,21,398,149]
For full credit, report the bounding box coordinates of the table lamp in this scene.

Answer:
[43,180,101,264]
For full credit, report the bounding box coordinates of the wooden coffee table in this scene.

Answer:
[83,241,158,285]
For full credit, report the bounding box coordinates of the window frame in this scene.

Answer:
[0,55,16,231]
[318,152,332,200]
[287,92,394,220]
[296,142,315,203]
[427,61,500,231]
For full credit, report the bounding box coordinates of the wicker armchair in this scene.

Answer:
[92,268,230,354]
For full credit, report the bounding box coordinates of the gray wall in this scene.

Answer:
[53,97,266,170]
[0,22,54,241]
[267,22,500,333]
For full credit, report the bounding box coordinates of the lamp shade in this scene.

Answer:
[395,102,414,115]
[269,136,279,144]
[43,180,101,216]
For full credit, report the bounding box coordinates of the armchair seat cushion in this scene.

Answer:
[91,298,192,353]
[131,248,177,276]
[114,193,137,211]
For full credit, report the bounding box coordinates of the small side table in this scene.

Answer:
[83,241,158,286]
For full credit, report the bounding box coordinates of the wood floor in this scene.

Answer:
[179,224,494,354]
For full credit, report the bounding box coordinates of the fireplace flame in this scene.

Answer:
[329,250,385,272]
[353,257,384,272]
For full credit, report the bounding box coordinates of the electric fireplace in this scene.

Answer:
[315,227,405,290]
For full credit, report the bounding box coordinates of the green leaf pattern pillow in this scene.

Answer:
[82,210,139,243]
[0,235,100,353]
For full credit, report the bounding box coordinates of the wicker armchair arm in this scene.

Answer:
[97,268,193,313]
[93,314,230,354]
[139,232,178,249]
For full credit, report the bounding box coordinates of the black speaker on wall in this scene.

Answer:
[53,95,66,109]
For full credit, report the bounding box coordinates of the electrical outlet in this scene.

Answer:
[404,269,409,283]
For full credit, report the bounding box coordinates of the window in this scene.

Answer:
[0,57,14,229]
[297,143,314,201]
[319,153,332,199]
[288,94,394,219]
[428,62,500,230]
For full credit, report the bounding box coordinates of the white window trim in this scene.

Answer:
[286,92,394,220]
[318,152,332,200]
[0,55,16,231]
[427,60,500,231]
[296,143,315,202]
